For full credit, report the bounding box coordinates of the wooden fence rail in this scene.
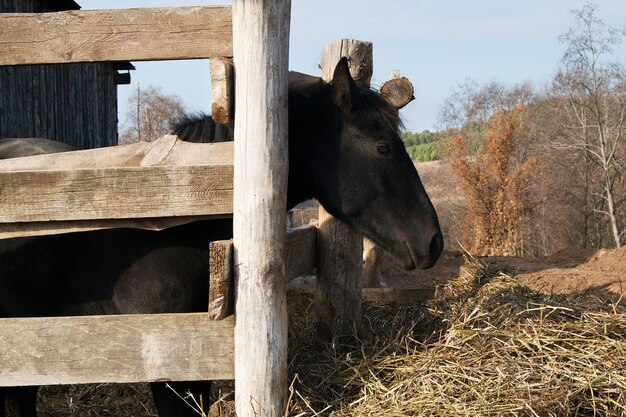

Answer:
[0,6,232,66]
[0,314,234,387]
[0,136,233,238]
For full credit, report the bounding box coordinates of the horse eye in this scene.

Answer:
[376,143,391,155]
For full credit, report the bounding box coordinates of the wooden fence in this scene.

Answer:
[0,4,286,416]
[0,4,434,416]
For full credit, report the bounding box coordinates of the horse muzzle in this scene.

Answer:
[402,232,443,270]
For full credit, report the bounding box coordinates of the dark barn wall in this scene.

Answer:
[0,0,80,13]
[0,0,119,149]
[0,63,119,149]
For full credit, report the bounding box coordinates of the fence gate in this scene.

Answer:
[0,2,291,416]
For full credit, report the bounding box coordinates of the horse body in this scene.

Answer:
[0,138,73,158]
[0,220,232,318]
[0,58,442,417]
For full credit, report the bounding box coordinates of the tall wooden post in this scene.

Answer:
[232,1,291,416]
[315,39,372,335]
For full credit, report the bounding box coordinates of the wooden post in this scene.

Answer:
[208,226,317,320]
[315,39,372,335]
[232,1,291,416]
[210,56,234,124]
[208,239,234,320]
[379,70,415,109]
[319,39,373,86]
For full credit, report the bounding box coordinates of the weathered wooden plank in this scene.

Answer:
[316,207,364,334]
[0,6,232,66]
[0,313,234,387]
[0,63,119,146]
[0,164,233,223]
[0,215,220,240]
[0,135,233,171]
[0,137,234,228]
[209,239,234,320]
[232,0,291,415]
[207,225,318,319]
[208,226,317,321]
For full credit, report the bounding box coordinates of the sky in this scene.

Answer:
[84,0,626,132]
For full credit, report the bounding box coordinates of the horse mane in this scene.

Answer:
[358,88,404,132]
[171,112,233,142]
[171,72,404,142]
[288,71,404,132]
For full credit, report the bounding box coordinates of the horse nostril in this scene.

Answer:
[429,233,444,261]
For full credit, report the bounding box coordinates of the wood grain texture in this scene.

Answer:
[232,1,291,415]
[0,135,232,171]
[208,226,315,320]
[379,76,415,109]
[0,215,225,240]
[0,314,234,387]
[318,39,373,87]
[209,239,234,320]
[0,165,232,222]
[210,57,235,124]
[0,137,234,232]
[0,6,232,65]
[315,207,363,335]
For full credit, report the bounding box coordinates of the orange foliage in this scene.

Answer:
[449,106,536,255]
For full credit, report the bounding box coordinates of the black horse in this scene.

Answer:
[0,138,74,157]
[0,58,442,417]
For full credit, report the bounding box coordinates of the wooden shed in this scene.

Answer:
[0,0,133,149]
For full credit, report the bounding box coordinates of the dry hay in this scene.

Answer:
[9,255,625,416]
[287,255,626,416]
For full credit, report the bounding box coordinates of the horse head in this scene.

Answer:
[289,58,443,270]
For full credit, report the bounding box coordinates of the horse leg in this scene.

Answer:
[150,381,211,417]
[0,387,6,417]
[0,387,38,417]
[16,387,38,417]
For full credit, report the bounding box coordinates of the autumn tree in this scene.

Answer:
[551,4,625,248]
[439,80,535,157]
[438,80,539,255]
[119,85,185,144]
[448,107,536,256]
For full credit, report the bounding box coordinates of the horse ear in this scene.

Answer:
[331,57,358,111]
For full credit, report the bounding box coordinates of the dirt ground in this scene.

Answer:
[378,159,626,297]
[288,196,626,298]
[381,247,626,297]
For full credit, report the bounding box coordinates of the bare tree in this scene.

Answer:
[551,3,626,248]
[119,85,185,144]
